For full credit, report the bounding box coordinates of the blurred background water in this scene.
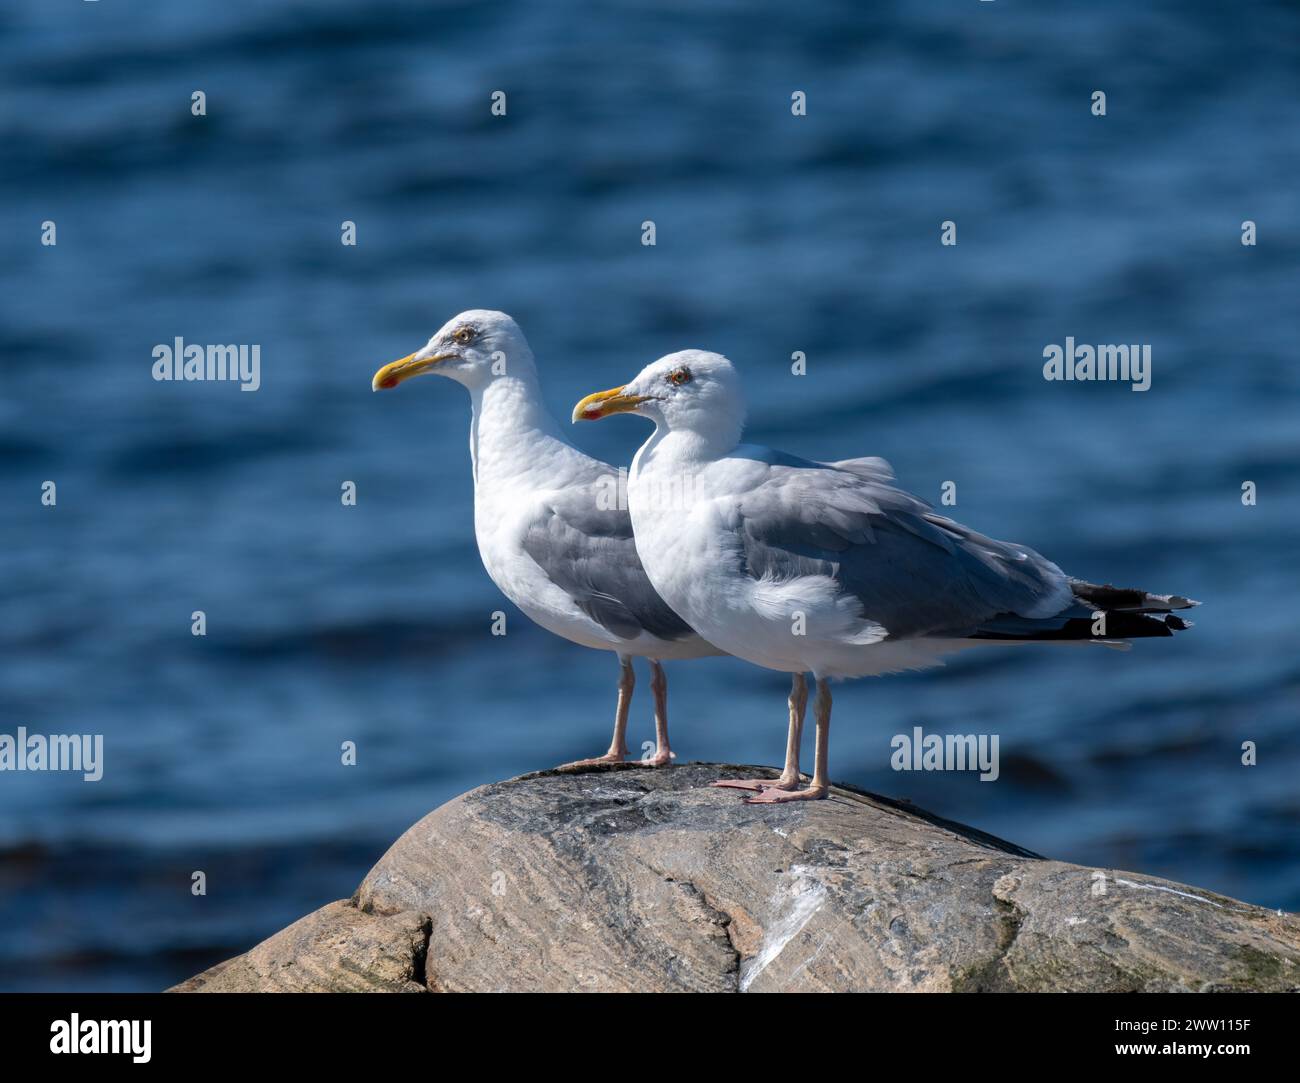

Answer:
[1,0,1298,991]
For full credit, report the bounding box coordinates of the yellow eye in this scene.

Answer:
[667,367,691,386]
[453,327,475,345]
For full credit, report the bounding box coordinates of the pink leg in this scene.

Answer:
[556,655,633,769]
[639,660,674,766]
[747,676,830,803]
[712,673,808,791]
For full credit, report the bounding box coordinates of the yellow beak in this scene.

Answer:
[571,385,648,422]
[371,351,454,391]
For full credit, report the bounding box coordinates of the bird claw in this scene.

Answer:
[710,778,768,791]
[711,776,799,792]
[554,752,626,770]
[744,784,829,804]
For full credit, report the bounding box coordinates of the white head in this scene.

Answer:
[371,309,535,392]
[571,350,746,450]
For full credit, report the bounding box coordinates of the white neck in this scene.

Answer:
[467,372,565,487]
[636,421,739,472]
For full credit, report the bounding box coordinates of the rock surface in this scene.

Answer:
[173,763,1300,993]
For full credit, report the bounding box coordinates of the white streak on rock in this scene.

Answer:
[1114,877,1236,909]
[739,865,827,992]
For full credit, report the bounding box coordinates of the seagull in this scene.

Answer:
[573,350,1196,803]
[371,311,734,769]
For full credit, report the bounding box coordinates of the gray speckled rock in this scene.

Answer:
[174,763,1300,992]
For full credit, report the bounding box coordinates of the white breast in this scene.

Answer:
[472,475,622,653]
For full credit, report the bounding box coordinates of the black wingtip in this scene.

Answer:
[1070,580,1199,613]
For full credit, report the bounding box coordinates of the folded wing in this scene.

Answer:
[521,477,698,643]
[729,449,1084,639]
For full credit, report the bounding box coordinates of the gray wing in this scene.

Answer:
[730,448,1070,638]
[520,477,697,643]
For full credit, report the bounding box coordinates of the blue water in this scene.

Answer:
[1,0,1298,991]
